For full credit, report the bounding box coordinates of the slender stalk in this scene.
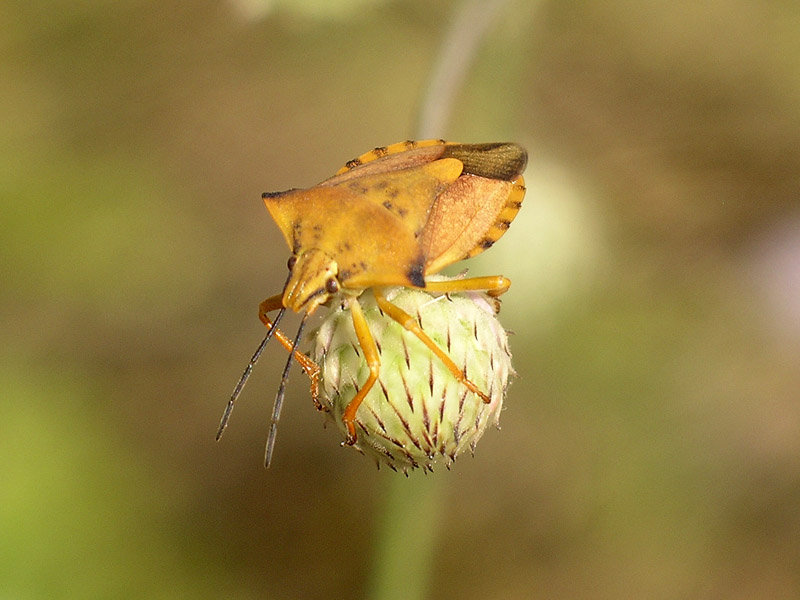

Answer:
[414,0,511,139]
[365,473,445,600]
[367,1,513,599]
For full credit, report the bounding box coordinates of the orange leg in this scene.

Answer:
[421,274,510,297]
[373,287,491,404]
[258,293,321,408]
[341,297,381,445]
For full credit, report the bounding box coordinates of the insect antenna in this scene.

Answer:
[264,310,310,468]
[217,269,296,441]
[215,306,288,441]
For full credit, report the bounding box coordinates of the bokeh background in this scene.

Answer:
[2,0,799,598]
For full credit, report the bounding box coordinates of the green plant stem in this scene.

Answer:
[366,474,446,600]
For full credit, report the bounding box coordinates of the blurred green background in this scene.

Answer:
[2,0,800,598]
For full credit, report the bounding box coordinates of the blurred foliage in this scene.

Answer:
[2,0,800,598]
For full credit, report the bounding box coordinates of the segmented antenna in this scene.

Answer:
[216,306,287,441]
[264,311,310,468]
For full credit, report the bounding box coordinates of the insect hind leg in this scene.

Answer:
[421,274,510,297]
[373,287,491,404]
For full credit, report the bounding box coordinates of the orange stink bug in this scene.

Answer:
[217,140,527,466]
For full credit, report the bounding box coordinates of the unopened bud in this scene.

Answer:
[310,281,514,472]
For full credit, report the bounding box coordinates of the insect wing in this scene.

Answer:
[417,175,520,275]
[440,142,527,181]
[417,143,527,275]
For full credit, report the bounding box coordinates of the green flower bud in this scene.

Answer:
[310,281,514,472]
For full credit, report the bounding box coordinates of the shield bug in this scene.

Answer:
[217,140,527,466]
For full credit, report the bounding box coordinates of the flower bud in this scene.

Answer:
[310,281,514,472]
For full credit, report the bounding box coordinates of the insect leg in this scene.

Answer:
[341,297,382,445]
[259,294,321,408]
[373,288,491,404]
[421,275,511,297]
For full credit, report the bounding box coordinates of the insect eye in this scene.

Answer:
[287,256,297,271]
[325,278,339,295]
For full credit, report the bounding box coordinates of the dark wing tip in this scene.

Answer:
[441,143,527,181]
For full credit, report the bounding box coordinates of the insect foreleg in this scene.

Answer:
[373,288,491,404]
[422,275,510,297]
[341,297,382,445]
[258,293,321,407]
